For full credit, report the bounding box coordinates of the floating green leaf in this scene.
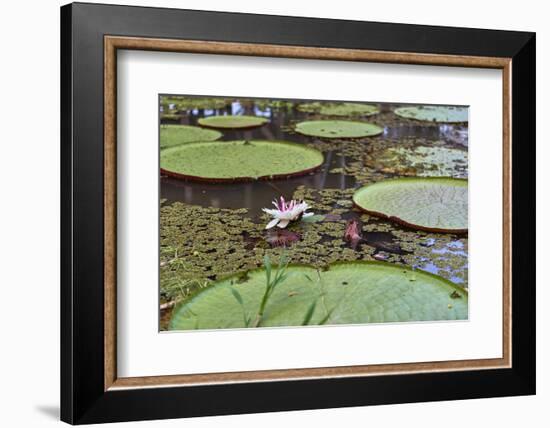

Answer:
[198,115,269,129]
[295,120,383,138]
[298,102,379,117]
[394,106,468,123]
[353,177,468,233]
[300,214,325,223]
[160,125,222,149]
[160,140,324,182]
[169,261,468,330]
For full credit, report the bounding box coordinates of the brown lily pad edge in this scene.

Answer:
[161,161,324,184]
[352,203,468,234]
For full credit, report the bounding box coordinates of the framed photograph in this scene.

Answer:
[61,2,536,424]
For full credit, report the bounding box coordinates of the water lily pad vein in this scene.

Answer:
[160,140,324,181]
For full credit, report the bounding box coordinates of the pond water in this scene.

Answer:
[159,98,469,329]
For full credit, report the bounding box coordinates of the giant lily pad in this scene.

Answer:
[298,102,379,117]
[295,120,383,138]
[169,261,468,330]
[394,106,468,123]
[198,115,268,129]
[353,177,468,233]
[160,125,222,149]
[160,140,324,182]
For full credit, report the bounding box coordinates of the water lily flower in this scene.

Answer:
[262,196,314,229]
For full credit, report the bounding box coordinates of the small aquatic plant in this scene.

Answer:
[262,196,314,229]
[252,252,290,327]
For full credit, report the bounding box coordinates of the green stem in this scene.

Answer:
[253,284,272,327]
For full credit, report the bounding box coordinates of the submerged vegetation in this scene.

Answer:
[159,96,469,330]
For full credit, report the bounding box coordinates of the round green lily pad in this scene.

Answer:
[197,115,269,129]
[160,140,324,182]
[160,125,222,149]
[295,120,383,139]
[353,177,468,233]
[169,261,468,330]
[394,106,468,123]
[298,102,379,117]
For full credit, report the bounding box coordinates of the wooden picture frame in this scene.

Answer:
[61,2,535,424]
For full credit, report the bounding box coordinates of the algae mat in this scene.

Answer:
[160,140,324,182]
[353,178,468,233]
[169,261,468,330]
[295,120,383,138]
[160,124,222,149]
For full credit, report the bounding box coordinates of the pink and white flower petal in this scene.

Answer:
[277,219,290,229]
[265,218,280,229]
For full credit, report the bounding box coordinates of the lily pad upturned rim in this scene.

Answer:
[169,260,468,331]
[197,115,269,129]
[294,120,384,139]
[353,177,468,234]
[160,140,324,183]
